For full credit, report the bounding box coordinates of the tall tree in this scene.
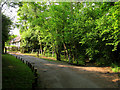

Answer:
[2,14,12,53]
[16,2,119,65]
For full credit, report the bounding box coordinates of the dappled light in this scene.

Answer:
[2,1,120,89]
[43,61,119,86]
[112,79,120,83]
[7,52,119,88]
[44,62,113,73]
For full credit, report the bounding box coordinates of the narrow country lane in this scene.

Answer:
[10,53,118,88]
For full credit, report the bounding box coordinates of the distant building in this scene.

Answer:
[9,36,21,48]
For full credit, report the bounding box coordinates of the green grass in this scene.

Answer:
[2,54,34,89]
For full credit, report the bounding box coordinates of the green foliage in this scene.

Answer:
[2,14,12,42]
[2,14,12,53]
[5,35,17,47]
[111,63,120,72]
[16,2,120,66]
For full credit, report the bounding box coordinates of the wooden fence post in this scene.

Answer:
[26,61,28,64]
[30,63,32,68]
[22,60,24,63]
[34,68,38,77]
[32,66,34,72]
[28,62,30,67]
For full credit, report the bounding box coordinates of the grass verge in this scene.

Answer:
[2,54,34,89]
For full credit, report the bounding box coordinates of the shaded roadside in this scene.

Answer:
[8,52,119,88]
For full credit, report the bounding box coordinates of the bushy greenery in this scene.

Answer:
[5,35,17,47]
[16,2,120,66]
[2,14,12,53]
[111,63,120,72]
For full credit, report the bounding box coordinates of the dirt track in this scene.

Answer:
[10,53,119,88]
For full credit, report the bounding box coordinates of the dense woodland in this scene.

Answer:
[3,2,120,66]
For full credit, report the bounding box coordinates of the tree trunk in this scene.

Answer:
[68,54,71,63]
[39,49,40,54]
[40,42,43,54]
[52,47,54,57]
[56,51,61,61]
[32,49,34,53]
[5,47,7,54]
[43,47,47,55]
[55,46,61,61]
[74,44,78,65]
[64,49,66,59]
[73,53,75,61]
[69,48,73,63]
[63,43,69,60]
[37,51,39,57]
[43,43,47,55]
[2,41,5,54]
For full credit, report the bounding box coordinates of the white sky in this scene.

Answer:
[2,1,51,36]
[2,2,20,36]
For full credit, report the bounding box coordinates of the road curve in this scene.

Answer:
[11,54,118,88]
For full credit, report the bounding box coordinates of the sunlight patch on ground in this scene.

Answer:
[9,52,114,73]
[43,63,112,73]
[44,63,55,66]
[112,79,120,83]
